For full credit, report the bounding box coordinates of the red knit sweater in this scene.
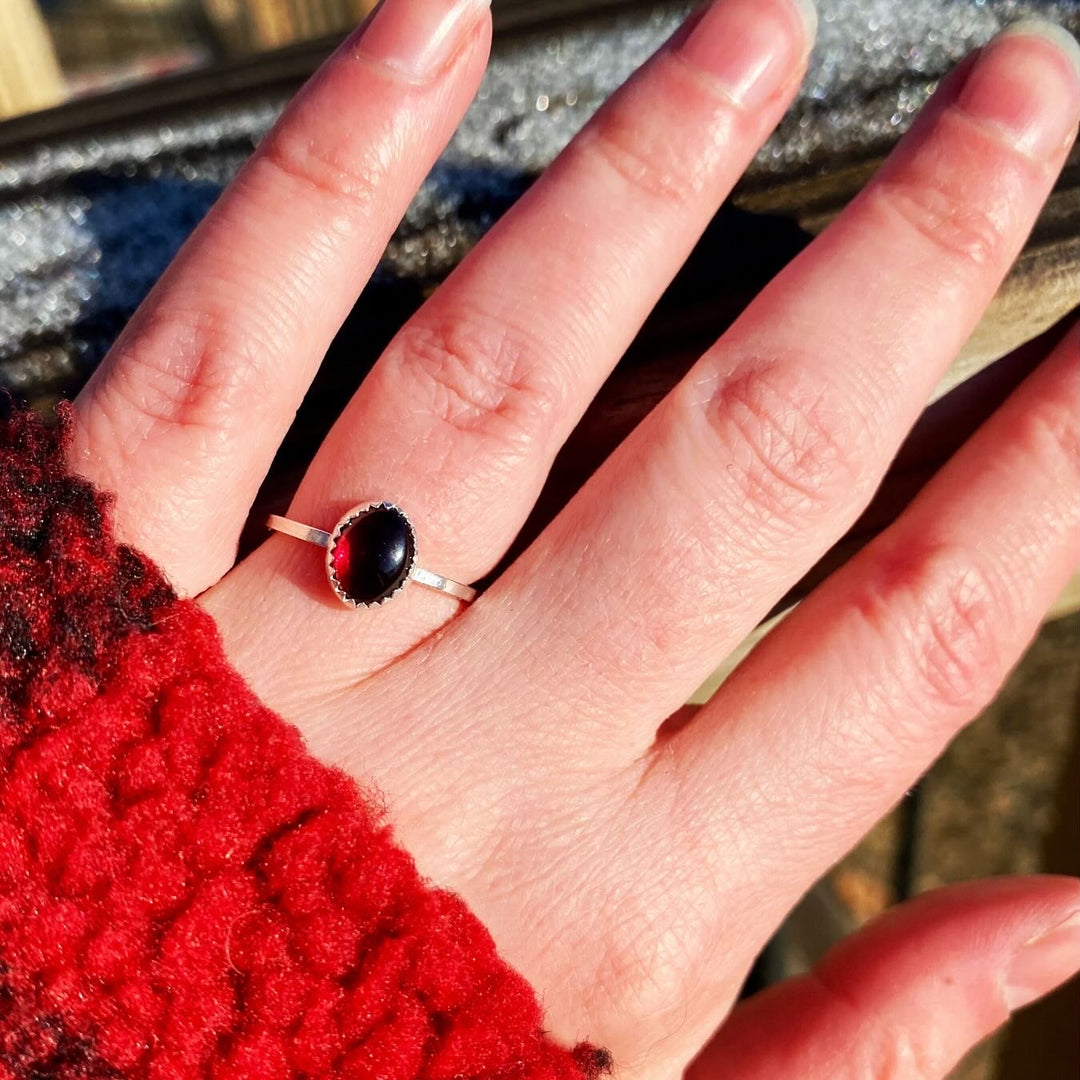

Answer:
[0,407,608,1080]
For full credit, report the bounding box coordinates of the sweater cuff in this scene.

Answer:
[0,407,608,1080]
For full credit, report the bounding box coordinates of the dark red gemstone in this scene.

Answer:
[330,505,415,605]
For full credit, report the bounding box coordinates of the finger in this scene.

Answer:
[422,22,1080,759]
[72,0,493,595]
[353,314,1077,1077]
[688,877,1080,1080]
[209,0,817,688]
[668,320,1079,955]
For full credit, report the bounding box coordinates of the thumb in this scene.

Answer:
[688,876,1080,1080]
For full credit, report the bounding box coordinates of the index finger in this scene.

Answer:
[71,0,492,596]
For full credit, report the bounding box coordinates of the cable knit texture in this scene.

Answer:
[0,407,609,1080]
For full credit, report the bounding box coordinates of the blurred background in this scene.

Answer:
[1,0,376,117]
[0,1,1077,1077]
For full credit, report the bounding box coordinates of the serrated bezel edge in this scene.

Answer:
[324,501,417,609]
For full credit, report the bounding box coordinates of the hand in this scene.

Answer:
[68,0,1080,1075]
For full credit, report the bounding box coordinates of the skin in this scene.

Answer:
[66,0,1080,1075]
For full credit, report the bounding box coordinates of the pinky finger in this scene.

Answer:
[688,876,1080,1080]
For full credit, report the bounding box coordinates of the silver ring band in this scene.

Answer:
[266,516,334,548]
[267,508,476,606]
[406,566,477,603]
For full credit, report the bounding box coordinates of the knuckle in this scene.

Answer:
[103,307,269,448]
[391,312,566,455]
[1016,396,1080,493]
[862,1027,942,1080]
[855,541,1006,717]
[809,968,942,1080]
[695,362,864,530]
[256,124,382,214]
[589,864,716,1030]
[871,170,1006,271]
[584,78,718,206]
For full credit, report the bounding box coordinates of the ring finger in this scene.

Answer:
[397,22,1080,763]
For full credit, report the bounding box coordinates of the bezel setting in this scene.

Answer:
[325,501,417,608]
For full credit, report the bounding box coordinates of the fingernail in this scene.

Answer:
[957,20,1080,159]
[1004,910,1080,1010]
[674,0,817,111]
[354,0,490,82]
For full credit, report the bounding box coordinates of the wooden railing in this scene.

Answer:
[0,0,66,120]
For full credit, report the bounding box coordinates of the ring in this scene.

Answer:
[267,502,477,608]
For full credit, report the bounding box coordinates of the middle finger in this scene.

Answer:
[406,22,1080,761]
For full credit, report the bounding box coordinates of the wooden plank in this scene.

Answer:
[0,0,66,120]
